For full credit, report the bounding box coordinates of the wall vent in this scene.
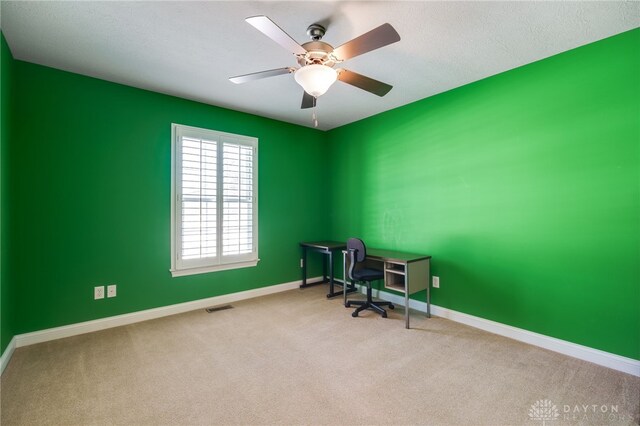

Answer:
[205,305,234,313]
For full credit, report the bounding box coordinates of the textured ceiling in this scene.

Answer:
[1,1,638,130]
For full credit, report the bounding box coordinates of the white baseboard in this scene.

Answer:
[0,336,16,375]
[0,277,318,374]
[362,286,640,377]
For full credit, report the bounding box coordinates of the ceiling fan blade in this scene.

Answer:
[332,23,400,61]
[246,16,307,56]
[301,91,316,109]
[229,67,294,84]
[337,69,393,97]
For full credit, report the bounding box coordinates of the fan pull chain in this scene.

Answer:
[312,103,319,128]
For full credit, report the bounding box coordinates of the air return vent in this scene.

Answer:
[205,305,234,313]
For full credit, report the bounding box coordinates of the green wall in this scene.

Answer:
[5,59,327,343]
[327,29,640,359]
[1,33,16,354]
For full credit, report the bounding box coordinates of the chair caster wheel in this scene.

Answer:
[351,312,358,318]
[388,304,395,310]
[382,312,388,318]
[345,302,351,308]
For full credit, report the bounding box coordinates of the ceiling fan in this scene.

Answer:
[229,16,401,110]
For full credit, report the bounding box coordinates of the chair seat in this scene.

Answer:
[353,268,384,282]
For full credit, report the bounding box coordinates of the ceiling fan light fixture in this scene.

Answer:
[294,64,338,98]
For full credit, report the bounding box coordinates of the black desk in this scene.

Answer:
[299,241,357,298]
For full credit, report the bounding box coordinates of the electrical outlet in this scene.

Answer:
[107,284,117,298]
[94,286,105,300]
[300,258,304,268]
[432,276,440,288]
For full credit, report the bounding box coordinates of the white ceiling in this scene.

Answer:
[1,1,638,130]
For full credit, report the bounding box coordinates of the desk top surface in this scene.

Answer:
[366,248,431,263]
[301,241,431,262]
[300,240,346,250]
[338,247,431,263]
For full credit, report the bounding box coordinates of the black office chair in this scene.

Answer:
[345,238,394,318]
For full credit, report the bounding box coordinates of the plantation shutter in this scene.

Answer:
[179,136,217,261]
[222,142,255,256]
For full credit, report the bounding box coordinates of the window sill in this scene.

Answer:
[170,259,260,277]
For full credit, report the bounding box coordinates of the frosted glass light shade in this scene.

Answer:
[294,64,338,98]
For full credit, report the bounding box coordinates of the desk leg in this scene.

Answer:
[427,279,431,318]
[322,252,327,283]
[326,251,334,298]
[300,246,307,288]
[343,252,348,306]
[405,291,410,329]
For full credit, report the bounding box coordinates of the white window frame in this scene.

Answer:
[170,123,259,277]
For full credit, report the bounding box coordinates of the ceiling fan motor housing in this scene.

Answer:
[298,41,336,67]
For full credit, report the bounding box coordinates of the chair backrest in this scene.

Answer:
[346,238,367,281]
[347,238,367,263]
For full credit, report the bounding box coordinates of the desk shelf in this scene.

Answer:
[384,261,407,293]
[385,262,405,273]
[384,271,406,293]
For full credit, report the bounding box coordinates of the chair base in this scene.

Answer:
[346,280,394,318]
[347,300,394,318]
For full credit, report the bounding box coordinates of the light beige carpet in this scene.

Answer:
[1,285,638,425]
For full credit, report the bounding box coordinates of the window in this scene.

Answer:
[171,124,258,277]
